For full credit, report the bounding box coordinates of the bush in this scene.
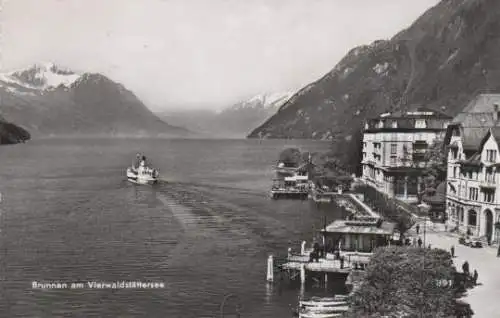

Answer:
[347,246,472,317]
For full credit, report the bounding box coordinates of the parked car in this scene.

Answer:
[458,235,483,248]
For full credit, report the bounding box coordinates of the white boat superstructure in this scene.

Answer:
[126,154,159,185]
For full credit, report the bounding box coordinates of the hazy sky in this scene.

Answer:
[2,0,440,111]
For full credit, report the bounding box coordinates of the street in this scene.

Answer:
[410,222,500,318]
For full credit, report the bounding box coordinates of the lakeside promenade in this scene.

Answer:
[409,221,500,318]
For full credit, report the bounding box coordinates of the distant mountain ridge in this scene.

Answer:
[0,62,189,137]
[0,114,30,144]
[248,0,500,168]
[158,91,295,137]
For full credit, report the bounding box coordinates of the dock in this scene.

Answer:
[282,251,371,273]
[267,215,395,290]
[266,241,372,285]
[309,189,335,203]
[270,188,308,200]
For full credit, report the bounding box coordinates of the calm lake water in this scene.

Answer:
[0,138,348,318]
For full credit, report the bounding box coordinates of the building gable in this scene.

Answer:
[479,128,500,163]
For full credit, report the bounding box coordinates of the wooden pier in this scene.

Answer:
[270,189,308,200]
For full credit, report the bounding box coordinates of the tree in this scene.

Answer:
[347,246,471,318]
[397,140,448,203]
[278,148,302,167]
[354,185,416,242]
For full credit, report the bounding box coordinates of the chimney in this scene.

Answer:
[495,103,500,122]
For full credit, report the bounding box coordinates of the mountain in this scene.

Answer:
[158,91,294,138]
[0,62,189,137]
[249,0,500,167]
[0,115,30,144]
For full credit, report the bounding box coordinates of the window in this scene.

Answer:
[486,168,495,183]
[390,144,397,154]
[486,150,497,162]
[468,210,477,226]
[453,167,457,178]
[415,119,426,128]
[390,157,396,165]
[484,191,495,203]
[468,188,478,201]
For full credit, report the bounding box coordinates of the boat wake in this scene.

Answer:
[155,195,199,231]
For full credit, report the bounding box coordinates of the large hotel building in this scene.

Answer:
[361,106,451,203]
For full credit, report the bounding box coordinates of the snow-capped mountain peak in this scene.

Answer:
[0,62,81,91]
[226,91,296,113]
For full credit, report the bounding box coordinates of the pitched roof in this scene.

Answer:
[490,127,500,141]
[462,127,492,150]
[451,112,496,126]
[447,94,500,150]
[475,127,500,153]
[461,94,500,113]
[458,152,482,166]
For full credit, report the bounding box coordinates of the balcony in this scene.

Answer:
[480,179,496,189]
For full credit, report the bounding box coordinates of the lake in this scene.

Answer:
[0,138,349,317]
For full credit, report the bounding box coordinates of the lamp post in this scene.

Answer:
[417,203,431,248]
[417,202,431,318]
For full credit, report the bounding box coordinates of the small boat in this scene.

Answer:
[298,311,343,318]
[300,296,349,307]
[126,154,159,185]
[300,302,348,310]
[300,305,349,313]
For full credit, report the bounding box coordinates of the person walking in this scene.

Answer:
[450,245,455,258]
[417,237,422,248]
[462,261,470,275]
[416,224,420,235]
[473,269,478,285]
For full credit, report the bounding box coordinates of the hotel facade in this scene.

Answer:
[361,107,451,203]
[444,94,500,245]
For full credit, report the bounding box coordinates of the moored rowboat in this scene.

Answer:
[300,295,349,307]
[298,312,343,318]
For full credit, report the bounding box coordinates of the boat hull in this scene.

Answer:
[299,312,342,318]
[300,300,348,307]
